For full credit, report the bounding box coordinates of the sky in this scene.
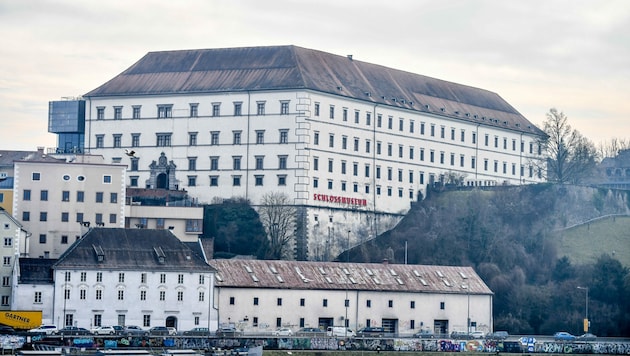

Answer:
[1,0,629,151]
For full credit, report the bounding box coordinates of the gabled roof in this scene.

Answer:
[53,228,215,272]
[0,149,59,167]
[84,45,544,137]
[209,259,492,295]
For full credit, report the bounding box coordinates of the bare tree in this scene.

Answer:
[598,138,630,159]
[538,108,598,184]
[258,192,296,259]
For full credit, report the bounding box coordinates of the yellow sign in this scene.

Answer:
[0,311,42,329]
[583,318,589,333]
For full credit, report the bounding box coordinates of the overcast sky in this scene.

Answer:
[2,0,629,151]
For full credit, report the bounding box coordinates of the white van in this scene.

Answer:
[326,326,355,337]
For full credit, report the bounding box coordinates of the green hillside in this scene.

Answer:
[554,215,630,267]
[342,184,630,336]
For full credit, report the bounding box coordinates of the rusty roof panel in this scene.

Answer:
[209,259,492,295]
[85,45,544,137]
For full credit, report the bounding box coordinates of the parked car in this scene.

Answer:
[470,331,486,339]
[167,327,178,335]
[413,329,435,338]
[91,326,117,335]
[28,325,58,335]
[0,325,15,335]
[183,327,210,336]
[326,326,355,338]
[577,333,596,341]
[487,331,509,340]
[216,326,242,337]
[450,331,471,339]
[296,327,325,336]
[123,325,147,336]
[273,327,293,336]
[149,326,170,336]
[56,326,91,336]
[554,332,576,341]
[357,326,385,337]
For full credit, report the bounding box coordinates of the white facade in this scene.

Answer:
[12,159,126,258]
[12,228,218,331]
[51,268,216,331]
[82,46,546,260]
[210,259,493,336]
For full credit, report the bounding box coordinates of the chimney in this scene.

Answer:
[382,258,389,265]
[347,55,353,61]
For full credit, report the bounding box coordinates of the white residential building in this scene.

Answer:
[209,259,493,336]
[71,45,545,260]
[13,228,217,330]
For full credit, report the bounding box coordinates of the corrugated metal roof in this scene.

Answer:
[53,228,216,272]
[209,259,492,295]
[84,45,544,137]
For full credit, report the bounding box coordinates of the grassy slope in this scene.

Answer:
[553,215,630,267]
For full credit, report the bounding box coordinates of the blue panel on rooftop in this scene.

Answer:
[48,100,85,133]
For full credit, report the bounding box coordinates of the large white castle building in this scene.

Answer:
[59,45,545,260]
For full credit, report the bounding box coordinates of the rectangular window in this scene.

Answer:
[37,234,45,243]
[256,131,265,144]
[97,107,105,120]
[314,103,320,116]
[39,212,47,222]
[189,132,198,146]
[280,101,289,115]
[234,102,242,116]
[211,131,220,145]
[22,211,30,221]
[189,103,198,117]
[61,212,69,222]
[209,176,218,186]
[233,156,241,170]
[113,134,122,148]
[110,192,118,203]
[279,130,289,144]
[329,105,334,119]
[255,156,264,170]
[96,135,104,148]
[131,134,140,147]
[188,157,197,171]
[23,189,31,201]
[257,101,265,115]
[212,103,221,117]
[132,106,141,119]
[157,105,172,118]
[62,191,70,202]
[278,156,287,169]
[109,213,116,224]
[156,133,172,147]
[233,131,241,145]
[40,190,48,201]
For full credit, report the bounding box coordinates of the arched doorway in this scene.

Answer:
[165,316,178,329]
[156,172,168,189]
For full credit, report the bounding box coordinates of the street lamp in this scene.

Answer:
[577,286,589,333]
[464,284,470,336]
